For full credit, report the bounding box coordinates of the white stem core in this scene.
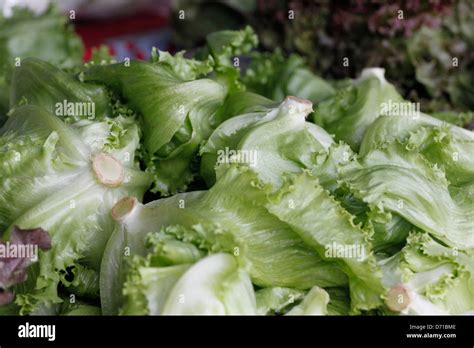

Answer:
[386,284,412,312]
[92,153,124,187]
[283,96,313,116]
[111,196,138,222]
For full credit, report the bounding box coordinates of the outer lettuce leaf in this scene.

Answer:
[215,90,275,121]
[121,252,256,315]
[255,287,305,315]
[161,253,256,315]
[59,299,102,316]
[313,68,403,150]
[326,287,351,315]
[121,261,190,315]
[379,231,474,315]
[10,58,109,121]
[266,172,385,312]
[343,142,474,250]
[200,96,333,187]
[360,113,474,187]
[0,105,151,314]
[101,164,347,314]
[286,286,329,315]
[62,305,101,316]
[83,60,226,195]
[196,166,347,289]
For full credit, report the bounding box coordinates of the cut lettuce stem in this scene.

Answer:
[111,197,138,223]
[92,153,125,188]
[385,284,412,312]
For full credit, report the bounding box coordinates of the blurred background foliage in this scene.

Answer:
[171,0,474,119]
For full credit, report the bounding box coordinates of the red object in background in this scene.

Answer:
[74,11,168,61]
[83,45,116,62]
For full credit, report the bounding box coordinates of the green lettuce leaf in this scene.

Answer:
[161,253,256,315]
[286,286,329,315]
[313,68,404,150]
[0,5,83,116]
[101,164,347,314]
[379,231,474,314]
[255,287,305,315]
[121,252,256,315]
[265,171,385,312]
[82,59,226,195]
[0,105,151,314]
[205,25,258,93]
[244,50,335,104]
[201,96,333,187]
[121,260,190,315]
[60,303,101,316]
[150,47,214,81]
[10,58,109,121]
[343,142,474,250]
[360,113,474,187]
[326,287,351,315]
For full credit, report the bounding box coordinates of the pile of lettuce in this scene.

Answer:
[0,10,473,316]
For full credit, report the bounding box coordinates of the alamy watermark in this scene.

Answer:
[0,242,39,262]
[55,99,95,120]
[380,100,420,119]
[18,322,55,341]
[216,147,258,167]
[324,242,366,262]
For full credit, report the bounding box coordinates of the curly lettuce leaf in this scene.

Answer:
[313,68,404,150]
[379,231,474,314]
[244,50,335,104]
[201,96,333,187]
[121,260,190,315]
[121,252,256,315]
[101,164,347,314]
[286,286,329,315]
[83,60,226,195]
[266,172,385,312]
[343,142,474,250]
[255,287,305,315]
[205,25,258,93]
[360,113,474,187]
[0,105,151,314]
[161,253,256,315]
[206,25,258,67]
[150,47,214,81]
